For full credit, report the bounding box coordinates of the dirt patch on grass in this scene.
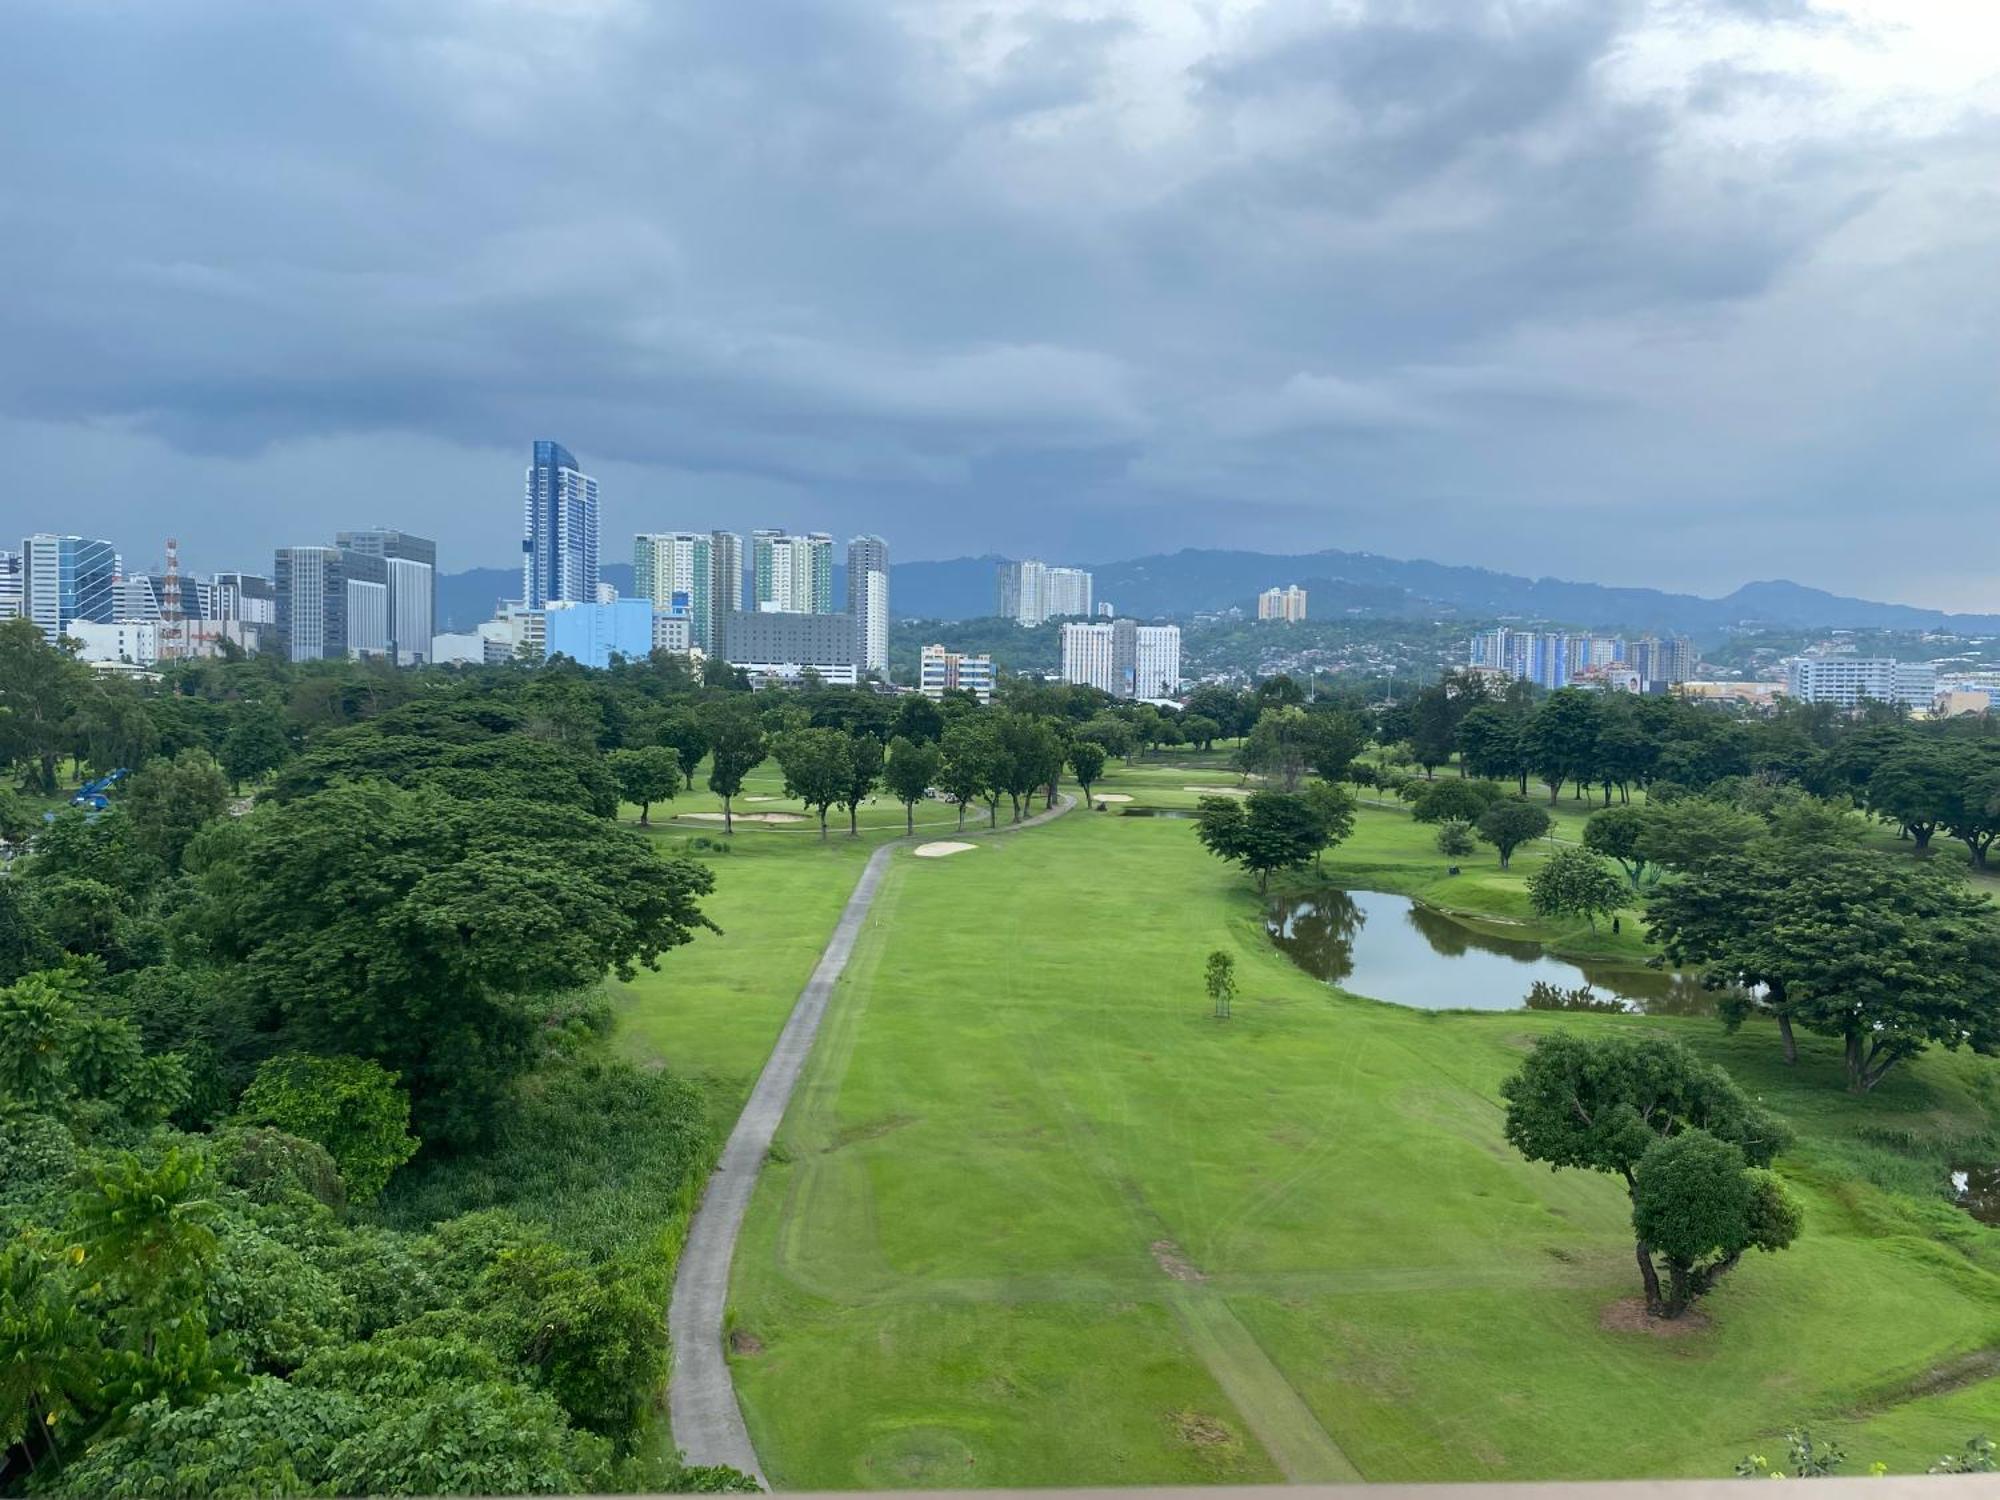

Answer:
[825,1114,917,1152]
[1851,1347,2000,1416]
[1170,1411,1236,1447]
[1151,1239,1207,1283]
[913,841,976,857]
[728,1329,765,1355]
[1599,1297,1710,1337]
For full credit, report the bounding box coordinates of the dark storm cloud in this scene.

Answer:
[0,0,1996,606]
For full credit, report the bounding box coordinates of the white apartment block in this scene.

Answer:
[919,644,994,703]
[0,551,19,621]
[1061,619,1182,700]
[847,534,890,674]
[67,619,160,667]
[999,559,1093,626]
[1784,656,1936,708]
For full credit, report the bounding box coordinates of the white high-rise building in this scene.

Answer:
[1061,619,1182,700]
[0,550,19,621]
[847,534,889,674]
[751,530,833,613]
[22,534,118,644]
[999,559,1093,626]
[522,440,599,609]
[1784,657,1936,709]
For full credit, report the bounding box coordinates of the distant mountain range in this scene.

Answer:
[438,549,2000,638]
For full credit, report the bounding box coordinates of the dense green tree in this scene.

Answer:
[1300,779,1357,874]
[1435,819,1476,858]
[1239,707,1317,791]
[839,732,885,836]
[1474,799,1551,869]
[1456,704,1530,794]
[1204,950,1235,1020]
[883,736,943,835]
[1583,805,1654,888]
[1410,778,1505,824]
[650,708,710,785]
[1865,744,1956,852]
[121,750,231,869]
[1526,846,1627,932]
[0,618,92,793]
[1526,691,1602,804]
[1066,740,1107,807]
[773,728,853,840]
[237,1053,419,1201]
[995,714,1063,820]
[1182,714,1223,752]
[218,703,292,792]
[890,693,946,745]
[198,782,715,1142]
[607,745,680,825]
[937,719,996,830]
[1502,1031,1785,1313]
[699,702,767,835]
[1631,797,1764,875]
[1630,1131,1802,1317]
[1195,791,1325,893]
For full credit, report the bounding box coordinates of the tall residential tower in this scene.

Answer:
[752,530,833,614]
[521,440,599,609]
[846,534,889,675]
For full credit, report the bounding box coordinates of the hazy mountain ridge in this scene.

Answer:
[438,549,2000,636]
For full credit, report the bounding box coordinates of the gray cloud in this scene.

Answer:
[1,0,1997,607]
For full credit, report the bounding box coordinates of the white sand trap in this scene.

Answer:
[913,841,977,858]
[1184,785,1250,796]
[683,811,806,824]
[1094,793,1134,803]
[743,796,779,803]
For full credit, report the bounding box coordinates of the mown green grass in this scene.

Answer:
[721,804,2000,1485]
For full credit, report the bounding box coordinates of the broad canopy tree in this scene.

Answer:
[1502,1031,1793,1317]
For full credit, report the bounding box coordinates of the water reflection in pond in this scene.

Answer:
[1266,888,1718,1015]
[1951,1165,2000,1225]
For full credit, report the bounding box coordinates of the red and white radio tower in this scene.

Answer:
[161,537,184,662]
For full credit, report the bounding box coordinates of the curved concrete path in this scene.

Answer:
[668,797,1074,1484]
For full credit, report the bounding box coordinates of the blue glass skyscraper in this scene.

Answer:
[21,533,116,645]
[521,440,599,609]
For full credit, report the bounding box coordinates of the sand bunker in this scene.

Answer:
[1184,785,1250,796]
[1094,793,1134,803]
[913,841,977,858]
[682,812,806,824]
[743,795,780,803]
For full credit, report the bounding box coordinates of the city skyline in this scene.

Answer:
[6,5,2000,610]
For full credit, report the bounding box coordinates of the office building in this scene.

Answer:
[998,559,1094,626]
[276,546,389,661]
[21,534,117,645]
[1784,657,1936,709]
[847,534,889,675]
[337,529,437,664]
[1061,619,1182,700]
[919,644,994,704]
[522,440,599,609]
[1258,585,1308,623]
[721,609,858,685]
[634,532,717,652]
[652,611,694,655]
[0,550,19,621]
[118,573,216,623]
[545,598,655,670]
[752,530,833,614]
[213,572,277,624]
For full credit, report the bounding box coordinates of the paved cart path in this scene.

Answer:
[667,797,1074,1484]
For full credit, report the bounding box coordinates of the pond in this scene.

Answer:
[1265,888,1718,1015]
[1950,1165,2000,1226]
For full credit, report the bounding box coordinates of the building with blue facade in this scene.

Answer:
[522,440,599,609]
[544,598,655,669]
[21,533,117,645]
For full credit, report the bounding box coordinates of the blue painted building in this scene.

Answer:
[544,598,655,669]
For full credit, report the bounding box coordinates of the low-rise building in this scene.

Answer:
[545,598,655,669]
[721,608,858,686]
[1783,656,1936,708]
[919,644,995,703]
[66,619,160,666]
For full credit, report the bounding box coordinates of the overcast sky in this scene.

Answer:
[4,0,1998,605]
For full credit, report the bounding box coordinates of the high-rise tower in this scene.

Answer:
[522,441,599,609]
